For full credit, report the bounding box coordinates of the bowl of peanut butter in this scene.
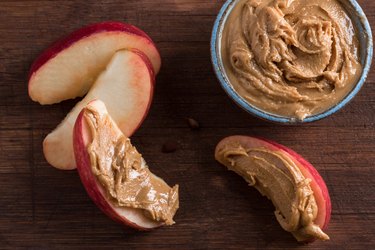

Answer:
[211,0,373,124]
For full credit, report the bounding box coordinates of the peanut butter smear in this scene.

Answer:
[222,0,362,120]
[84,107,179,225]
[215,143,329,241]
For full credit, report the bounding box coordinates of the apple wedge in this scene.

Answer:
[215,136,331,242]
[43,49,154,170]
[29,21,161,105]
[73,100,179,229]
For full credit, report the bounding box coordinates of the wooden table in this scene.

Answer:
[0,0,374,249]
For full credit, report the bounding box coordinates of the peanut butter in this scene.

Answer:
[222,0,362,120]
[215,143,329,241]
[84,107,179,225]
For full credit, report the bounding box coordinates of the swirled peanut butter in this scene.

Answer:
[215,143,329,241]
[222,0,362,120]
[85,107,179,225]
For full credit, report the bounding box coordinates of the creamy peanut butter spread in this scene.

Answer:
[85,107,179,225]
[215,143,329,241]
[222,0,362,120]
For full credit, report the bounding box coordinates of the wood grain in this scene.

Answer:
[0,0,374,249]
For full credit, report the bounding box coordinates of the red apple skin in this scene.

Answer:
[28,21,160,78]
[215,136,331,242]
[122,48,155,136]
[73,106,160,230]
[129,47,155,85]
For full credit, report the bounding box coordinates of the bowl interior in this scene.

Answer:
[211,0,373,124]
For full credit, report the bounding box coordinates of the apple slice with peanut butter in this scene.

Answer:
[215,136,331,242]
[73,100,179,229]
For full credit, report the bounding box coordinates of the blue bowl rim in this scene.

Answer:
[211,0,373,124]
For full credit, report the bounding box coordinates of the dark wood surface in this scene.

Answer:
[0,0,374,249]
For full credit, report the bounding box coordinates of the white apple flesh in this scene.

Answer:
[43,49,154,170]
[29,21,161,105]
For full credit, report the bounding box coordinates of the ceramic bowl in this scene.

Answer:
[211,0,373,124]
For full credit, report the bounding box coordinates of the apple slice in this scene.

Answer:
[29,21,161,105]
[215,136,331,242]
[43,49,154,170]
[73,100,178,229]
[259,137,332,234]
